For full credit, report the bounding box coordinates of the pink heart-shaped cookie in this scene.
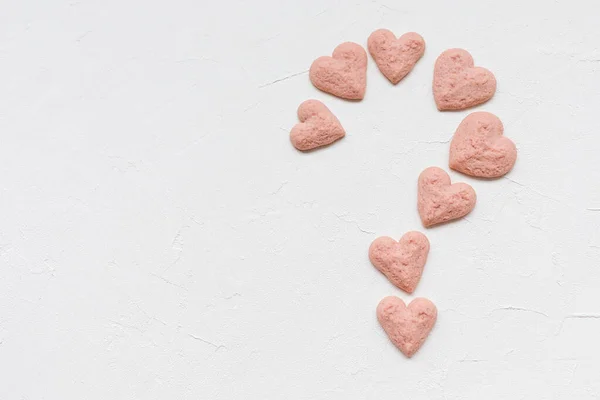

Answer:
[369,232,430,293]
[290,100,345,151]
[449,112,517,178]
[449,111,517,178]
[433,48,496,111]
[368,29,425,84]
[377,296,437,358]
[310,42,367,100]
[418,167,476,227]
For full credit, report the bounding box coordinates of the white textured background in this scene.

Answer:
[1,1,600,399]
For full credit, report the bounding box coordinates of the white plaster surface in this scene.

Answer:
[1,1,600,399]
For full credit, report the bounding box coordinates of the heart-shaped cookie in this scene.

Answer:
[369,232,429,293]
[418,166,476,227]
[368,29,425,84]
[449,112,517,178]
[433,48,496,111]
[290,100,345,151]
[377,296,437,358]
[310,42,367,100]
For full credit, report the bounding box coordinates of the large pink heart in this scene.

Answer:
[368,29,425,84]
[310,42,367,100]
[377,296,437,358]
[418,167,476,227]
[289,100,345,151]
[449,112,517,178]
[433,48,496,111]
[369,232,429,293]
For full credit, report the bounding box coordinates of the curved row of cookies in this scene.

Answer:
[288,29,518,358]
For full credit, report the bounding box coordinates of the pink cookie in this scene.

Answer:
[290,100,345,151]
[433,48,496,111]
[418,167,476,227]
[369,232,430,294]
[450,112,517,178]
[310,42,367,100]
[377,296,437,358]
[368,29,425,84]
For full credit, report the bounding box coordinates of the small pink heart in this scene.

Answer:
[369,232,430,293]
[290,100,345,151]
[433,48,496,111]
[368,29,425,84]
[450,112,517,178]
[418,167,476,227]
[310,42,367,100]
[377,296,437,358]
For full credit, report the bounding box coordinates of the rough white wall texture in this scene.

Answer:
[1,0,599,399]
